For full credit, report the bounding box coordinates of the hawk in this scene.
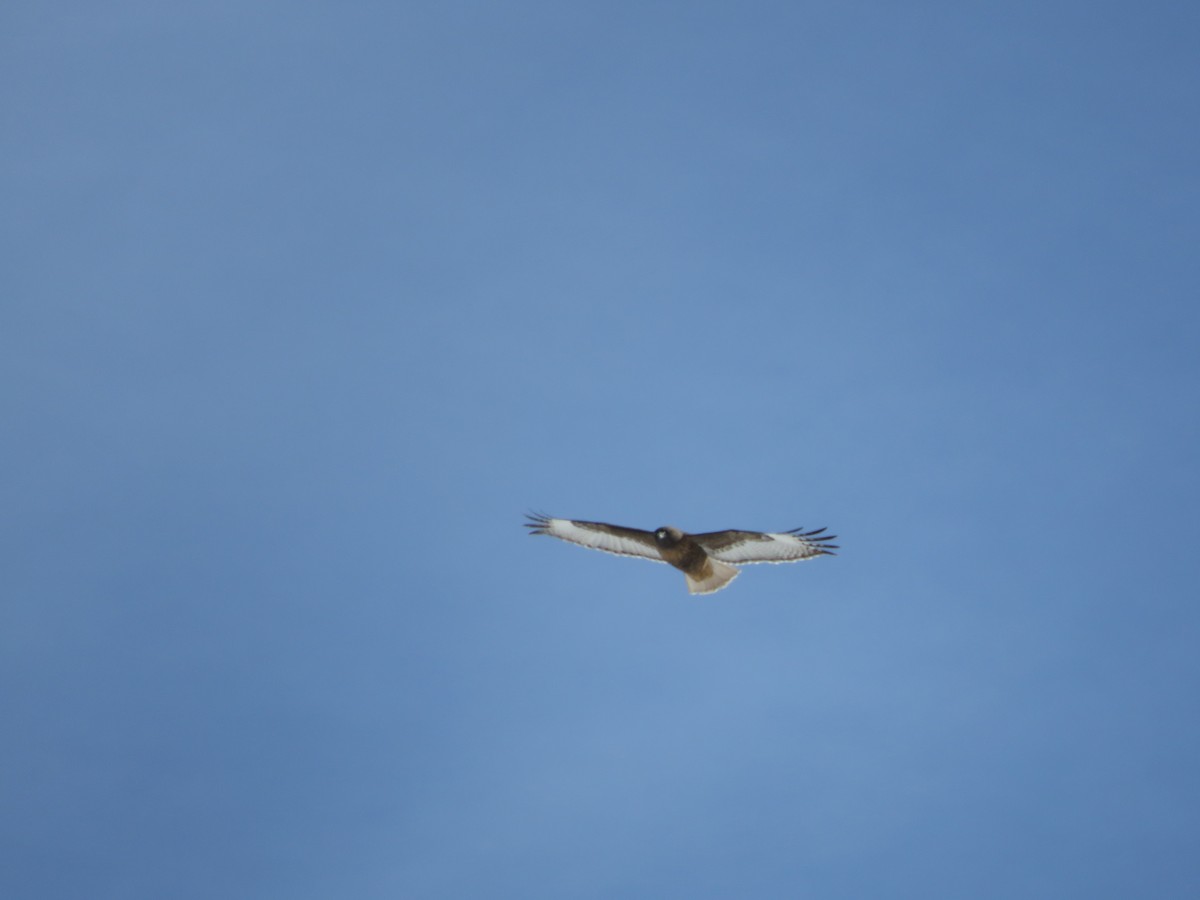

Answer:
[525,513,837,594]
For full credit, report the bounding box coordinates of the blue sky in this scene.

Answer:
[4,2,1199,897]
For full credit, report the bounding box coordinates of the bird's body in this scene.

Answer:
[525,514,837,594]
[648,525,741,593]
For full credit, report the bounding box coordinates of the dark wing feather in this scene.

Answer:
[525,513,664,562]
[692,526,838,565]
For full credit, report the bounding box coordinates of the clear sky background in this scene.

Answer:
[4,2,1199,898]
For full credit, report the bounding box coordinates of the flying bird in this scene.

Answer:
[525,513,837,594]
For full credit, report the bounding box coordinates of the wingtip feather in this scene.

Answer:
[524,510,553,534]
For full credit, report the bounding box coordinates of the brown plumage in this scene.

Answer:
[525,514,837,594]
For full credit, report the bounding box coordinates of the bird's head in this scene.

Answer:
[654,526,683,547]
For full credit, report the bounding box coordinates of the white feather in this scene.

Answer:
[543,518,665,563]
[705,532,831,565]
[685,559,740,594]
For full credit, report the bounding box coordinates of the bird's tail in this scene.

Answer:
[685,559,739,595]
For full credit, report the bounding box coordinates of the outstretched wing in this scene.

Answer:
[693,527,838,564]
[524,513,665,563]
